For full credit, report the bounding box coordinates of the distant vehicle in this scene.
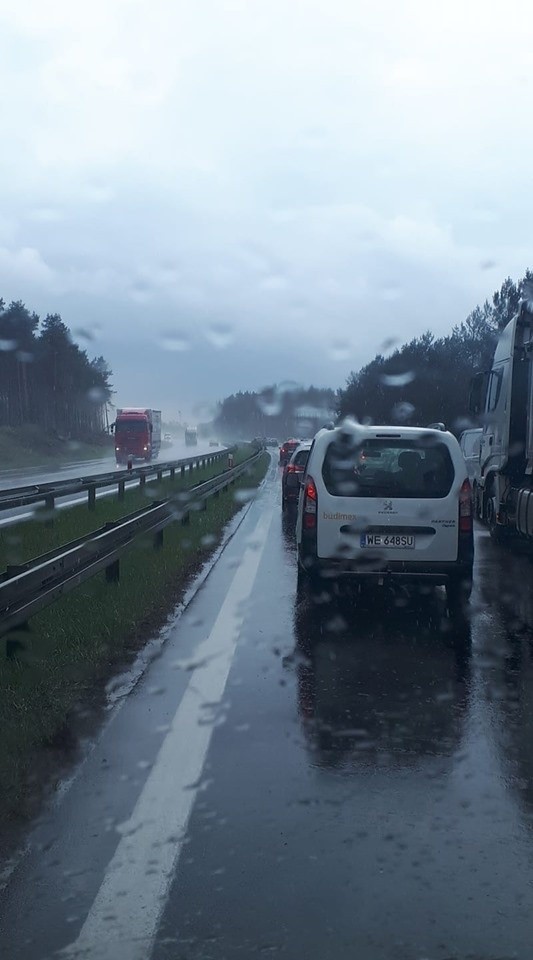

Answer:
[209,439,219,447]
[471,298,533,540]
[296,419,474,613]
[164,433,172,442]
[251,437,265,451]
[282,441,312,507]
[279,438,299,465]
[113,408,161,464]
[459,428,482,489]
[185,426,198,447]
[267,437,279,448]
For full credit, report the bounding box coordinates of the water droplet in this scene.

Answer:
[380,371,415,387]
[234,488,255,505]
[256,390,282,417]
[73,326,96,341]
[0,339,17,352]
[158,330,190,352]
[205,322,233,349]
[278,380,301,395]
[16,350,34,363]
[379,337,400,355]
[392,401,415,422]
[87,386,107,403]
[201,534,216,546]
[480,259,497,270]
[328,339,351,361]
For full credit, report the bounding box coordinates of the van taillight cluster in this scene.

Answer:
[459,478,473,533]
[303,477,318,529]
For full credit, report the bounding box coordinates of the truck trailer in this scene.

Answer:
[472,297,533,540]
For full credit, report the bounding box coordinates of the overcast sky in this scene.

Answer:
[1,0,532,419]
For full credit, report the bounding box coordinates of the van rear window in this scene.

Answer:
[321,439,455,499]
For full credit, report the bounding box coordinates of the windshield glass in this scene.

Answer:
[115,421,147,434]
[322,438,455,498]
[3,4,533,960]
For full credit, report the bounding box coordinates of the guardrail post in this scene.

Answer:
[140,474,146,489]
[181,466,185,478]
[154,529,164,550]
[88,485,96,511]
[105,559,120,583]
[170,467,175,480]
[157,469,163,482]
[181,511,190,525]
[118,480,125,501]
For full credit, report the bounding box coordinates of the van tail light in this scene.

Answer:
[303,476,317,530]
[459,478,473,533]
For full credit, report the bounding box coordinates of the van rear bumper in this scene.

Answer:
[300,556,473,585]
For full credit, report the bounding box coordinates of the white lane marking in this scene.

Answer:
[63,504,274,960]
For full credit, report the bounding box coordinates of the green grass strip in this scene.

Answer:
[0,445,252,570]
[0,452,269,822]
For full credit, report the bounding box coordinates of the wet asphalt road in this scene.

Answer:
[2,460,533,958]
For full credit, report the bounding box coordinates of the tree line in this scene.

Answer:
[337,273,532,433]
[213,385,336,440]
[0,299,113,438]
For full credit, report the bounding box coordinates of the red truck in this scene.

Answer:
[113,408,162,465]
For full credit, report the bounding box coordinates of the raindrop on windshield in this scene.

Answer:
[392,401,415,422]
[233,488,255,505]
[379,337,400,355]
[328,340,352,361]
[256,389,282,417]
[157,330,191,352]
[205,322,234,349]
[87,386,107,403]
[0,339,17,351]
[380,371,415,387]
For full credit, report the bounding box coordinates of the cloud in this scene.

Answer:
[0,0,532,407]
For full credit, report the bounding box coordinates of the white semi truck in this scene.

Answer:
[472,296,533,540]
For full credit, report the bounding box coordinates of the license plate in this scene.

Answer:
[360,534,415,549]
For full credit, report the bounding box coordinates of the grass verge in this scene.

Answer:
[0,425,113,471]
[0,452,269,823]
[0,445,252,569]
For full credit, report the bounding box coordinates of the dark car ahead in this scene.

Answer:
[279,438,299,466]
[282,442,312,507]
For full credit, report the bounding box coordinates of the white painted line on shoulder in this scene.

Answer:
[62,502,274,960]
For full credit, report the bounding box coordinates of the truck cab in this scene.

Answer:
[114,408,162,464]
[473,301,533,537]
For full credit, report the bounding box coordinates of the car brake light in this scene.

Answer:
[303,476,317,529]
[459,478,472,533]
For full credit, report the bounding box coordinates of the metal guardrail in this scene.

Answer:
[0,448,231,514]
[0,451,262,641]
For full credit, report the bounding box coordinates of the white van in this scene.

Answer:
[295,419,474,610]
